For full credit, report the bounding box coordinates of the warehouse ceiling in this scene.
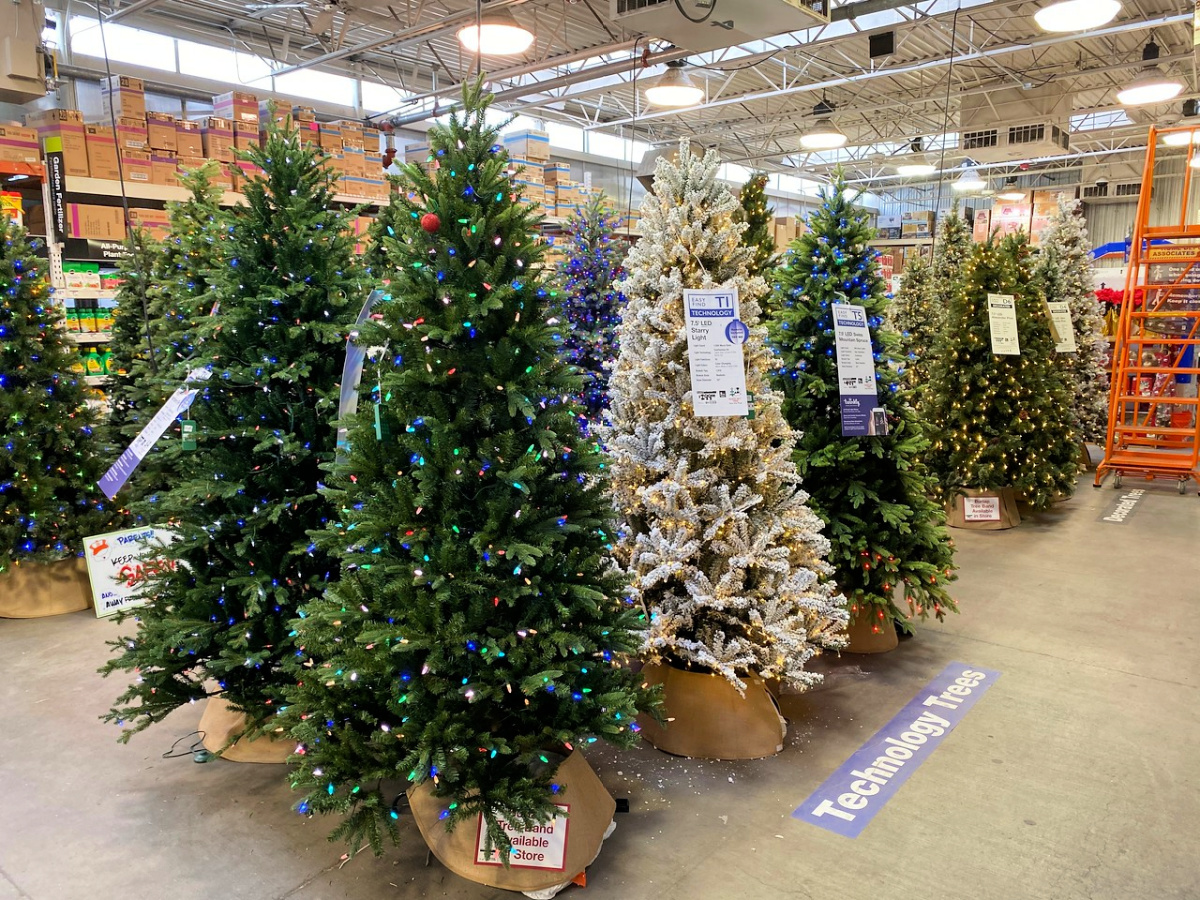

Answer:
[81,0,1196,197]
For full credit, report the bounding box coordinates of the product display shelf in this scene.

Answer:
[874,237,935,247]
[61,176,389,210]
[84,375,111,387]
[68,332,112,345]
[52,288,117,300]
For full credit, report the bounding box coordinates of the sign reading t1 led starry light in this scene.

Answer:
[684,288,749,417]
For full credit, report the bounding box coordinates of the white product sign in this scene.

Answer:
[1046,301,1077,353]
[963,497,1002,523]
[474,805,569,871]
[832,303,887,437]
[986,293,1021,356]
[84,527,180,617]
[683,288,749,417]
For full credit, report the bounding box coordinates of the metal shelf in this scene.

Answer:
[84,375,111,386]
[64,176,388,209]
[53,288,118,300]
[68,332,112,344]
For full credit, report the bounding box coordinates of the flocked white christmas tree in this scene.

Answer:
[1038,196,1108,442]
[606,142,847,693]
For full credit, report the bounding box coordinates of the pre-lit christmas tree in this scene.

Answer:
[891,251,938,400]
[737,172,776,278]
[0,217,116,571]
[932,206,973,314]
[101,119,367,740]
[766,172,956,635]
[926,233,1079,509]
[607,141,845,691]
[105,163,225,497]
[285,81,653,857]
[555,192,625,425]
[1037,196,1107,442]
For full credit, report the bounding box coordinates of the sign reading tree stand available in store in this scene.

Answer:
[832,303,888,437]
[683,288,749,417]
[83,526,180,617]
[474,805,569,871]
[987,293,1021,355]
[962,496,1002,523]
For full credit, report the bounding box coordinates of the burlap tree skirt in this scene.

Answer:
[197,697,293,764]
[0,557,91,618]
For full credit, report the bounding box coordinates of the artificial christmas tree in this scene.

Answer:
[927,233,1079,522]
[555,192,625,426]
[891,251,938,401]
[607,141,845,757]
[766,172,956,650]
[932,206,973,314]
[737,172,776,278]
[101,119,367,752]
[1037,196,1107,445]
[0,217,117,616]
[284,82,653,883]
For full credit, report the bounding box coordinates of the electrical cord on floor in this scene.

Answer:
[161,730,213,763]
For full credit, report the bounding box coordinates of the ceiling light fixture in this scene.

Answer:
[952,165,986,193]
[1034,0,1120,33]
[643,60,704,108]
[1162,131,1196,147]
[1117,41,1184,106]
[456,8,534,56]
[799,98,848,151]
[997,178,1026,202]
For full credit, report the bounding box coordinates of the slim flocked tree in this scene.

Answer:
[927,233,1079,509]
[737,172,776,278]
[1037,196,1107,443]
[555,192,625,425]
[607,141,846,691]
[101,119,366,741]
[766,173,956,635]
[0,217,116,572]
[285,81,653,857]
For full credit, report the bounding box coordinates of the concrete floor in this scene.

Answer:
[1,475,1198,900]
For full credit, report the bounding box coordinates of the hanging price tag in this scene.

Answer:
[986,293,1021,356]
[180,419,198,451]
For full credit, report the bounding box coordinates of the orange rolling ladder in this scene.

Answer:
[1096,124,1200,494]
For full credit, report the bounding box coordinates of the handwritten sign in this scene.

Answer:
[83,527,179,617]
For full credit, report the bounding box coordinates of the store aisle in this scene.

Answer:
[0,476,1197,900]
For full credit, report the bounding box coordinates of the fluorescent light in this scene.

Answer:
[456,9,534,56]
[952,167,986,193]
[644,61,703,108]
[1118,42,1183,106]
[1190,156,1200,169]
[896,162,937,177]
[1034,0,1120,33]
[998,190,1027,201]
[800,118,847,151]
[1162,131,1196,147]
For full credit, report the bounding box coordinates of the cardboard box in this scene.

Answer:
[502,128,550,161]
[150,153,179,187]
[210,163,234,192]
[25,109,89,177]
[213,91,259,125]
[364,153,382,175]
[84,125,120,181]
[175,120,203,157]
[101,75,145,120]
[66,203,126,241]
[231,160,261,191]
[507,157,544,180]
[542,162,571,185]
[128,207,170,241]
[877,215,902,240]
[258,100,291,128]
[0,124,41,165]
[121,150,152,184]
[116,116,148,152]
[362,126,380,150]
[319,124,342,151]
[233,121,257,152]
[514,180,544,202]
[145,112,176,152]
[342,147,365,178]
[175,155,207,177]
[198,117,233,162]
[290,105,317,124]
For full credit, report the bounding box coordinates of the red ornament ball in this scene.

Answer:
[420,213,441,233]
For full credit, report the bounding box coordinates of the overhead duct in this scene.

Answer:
[958,85,1072,163]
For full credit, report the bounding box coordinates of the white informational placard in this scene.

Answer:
[683,288,749,417]
[963,497,1002,523]
[84,527,180,617]
[987,293,1021,356]
[832,303,887,437]
[474,805,569,871]
[1046,301,1077,353]
[890,274,904,296]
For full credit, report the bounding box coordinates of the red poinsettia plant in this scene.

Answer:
[1095,286,1143,310]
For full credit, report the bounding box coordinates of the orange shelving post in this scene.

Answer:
[1095,124,1200,494]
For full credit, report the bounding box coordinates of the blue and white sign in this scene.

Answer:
[794,662,1000,838]
[684,288,749,417]
[831,303,885,437]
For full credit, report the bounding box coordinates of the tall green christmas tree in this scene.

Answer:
[737,172,776,278]
[101,119,367,741]
[1037,196,1107,442]
[926,233,1079,509]
[932,206,973,314]
[284,81,653,857]
[766,172,956,635]
[105,163,226,499]
[554,192,625,425]
[0,217,116,571]
[891,251,938,401]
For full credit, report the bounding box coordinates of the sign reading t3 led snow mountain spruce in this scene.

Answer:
[684,288,749,417]
[832,303,886,437]
[794,662,1001,837]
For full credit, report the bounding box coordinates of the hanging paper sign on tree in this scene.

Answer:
[1045,300,1078,353]
[683,288,749,417]
[987,293,1021,355]
[832,303,887,437]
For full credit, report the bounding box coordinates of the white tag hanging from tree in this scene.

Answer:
[987,293,1021,356]
[683,288,749,417]
[1045,300,1077,353]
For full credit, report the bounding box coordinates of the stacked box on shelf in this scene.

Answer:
[553,180,584,217]
[877,215,902,240]
[145,112,176,153]
[198,116,234,162]
[901,210,934,238]
[122,150,152,184]
[63,261,102,290]
[542,162,571,187]
[362,125,381,151]
[84,125,120,180]
[233,122,258,153]
[129,207,170,241]
[503,129,550,162]
[343,147,366,177]
[0,124,40,165]
[335,120,365,151]
[114,116,147,153]
[25,109,89,177]
[101,75,145,120]
[214,91,259,125]
[319,124,342,152]
[150,153,179,187]
[231,160,263,191]
[176,120,203,157]
[773,216,803,249]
